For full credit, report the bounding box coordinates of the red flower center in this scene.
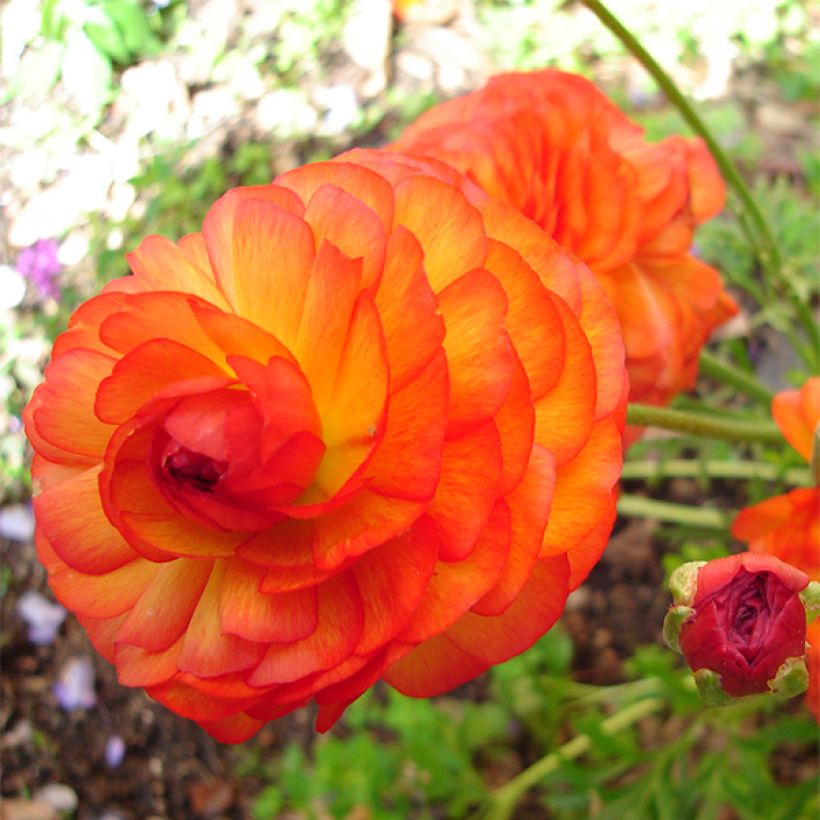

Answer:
[163,445,227,493]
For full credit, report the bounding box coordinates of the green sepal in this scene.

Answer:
[668,561,706,605]
[662,605,694,652]
[767,655,809,699]
[693,669,734,707]
[799,581,820,624]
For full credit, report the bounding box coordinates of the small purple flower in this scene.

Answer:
[17,590,67,645]
[105,734,126,768]
[53,656,97,711]
[16,238,62,300]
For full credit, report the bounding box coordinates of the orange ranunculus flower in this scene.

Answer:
[732,377,820,581]
[392,69,737,440]
[25,149,627,742]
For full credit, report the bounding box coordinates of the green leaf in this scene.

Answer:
[84,19,130,64]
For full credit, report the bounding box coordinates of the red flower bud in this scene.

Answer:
[668,553,810,699]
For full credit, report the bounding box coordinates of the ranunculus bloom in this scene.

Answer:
[25,150,627,742]
[392,70,737,441]
[668,553,809,698]
[732,377,820,581]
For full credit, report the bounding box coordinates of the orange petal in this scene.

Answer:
[493,348,536,494]
[574,263,626,420]
[483,238,565,400]
[115,637,182,687]
[352,516,440,654]
[375,225,445,392]
[480,199,582,314]
[773,379,820,461]
[292,240,363,412]
[98,291,227,365]
[275,161,395,237]
[189,300,297,367]
[732,493,793,542]
[397,500,510,644]
[303,183,386,290]
[367,350,448,501]
[438,269,514,433]
[27,348,117,462]
[200,184,309,308]
[384,634,488,697]
[565,492,618,589]
[229,198,316,341]
[198,712,265,743]
[533,293,596,466]
[95,338,231,425]
[393,174,487,292]
[427,421,503,562]
[116,559,213,650]
[51,292,126,359]
[386,555,569,697]
[540,416,622,560]
[219,558,319,643]
[49,557,158,619]
[247,573,363,686]
[34,464,139,574]
[446,554,570,664]
[177,561,266,678]
[147,678,264,722]
[473,444,555,616]
[310,489,427,570]
[127,234,230,308]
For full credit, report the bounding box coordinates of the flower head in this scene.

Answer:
[17,238,62,300]
[665,553,810,702]
[25,150,627,742]
[392,70,737,442]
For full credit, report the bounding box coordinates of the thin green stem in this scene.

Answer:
[697,350,774,406]
[476,697,665,820]
[620,459,812,486]
[617,494,730,528]
[581,0,820,369]
[627,403,782,444]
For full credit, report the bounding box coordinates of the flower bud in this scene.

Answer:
[664,553,811,702]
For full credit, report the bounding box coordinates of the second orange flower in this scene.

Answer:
[393,69,738,439]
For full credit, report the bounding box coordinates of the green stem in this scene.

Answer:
[620,459,812,486]
[697,350,774,406]
[581,0,820,369]
[617,494,730,528]
[627,403,782,444]
[477,697,665,820]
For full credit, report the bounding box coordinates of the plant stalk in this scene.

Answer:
[620,459,811,486]
[617,494,730,528]
[627,403,782,444]
[697,350,774,405]
[477,697,665,820]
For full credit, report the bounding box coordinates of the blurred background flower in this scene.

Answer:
[16,238,62,300]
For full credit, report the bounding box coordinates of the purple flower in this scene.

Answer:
[53,656,97,711]
[105,735,126,768]
[17,590,67,645]
[16,239,62,300]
